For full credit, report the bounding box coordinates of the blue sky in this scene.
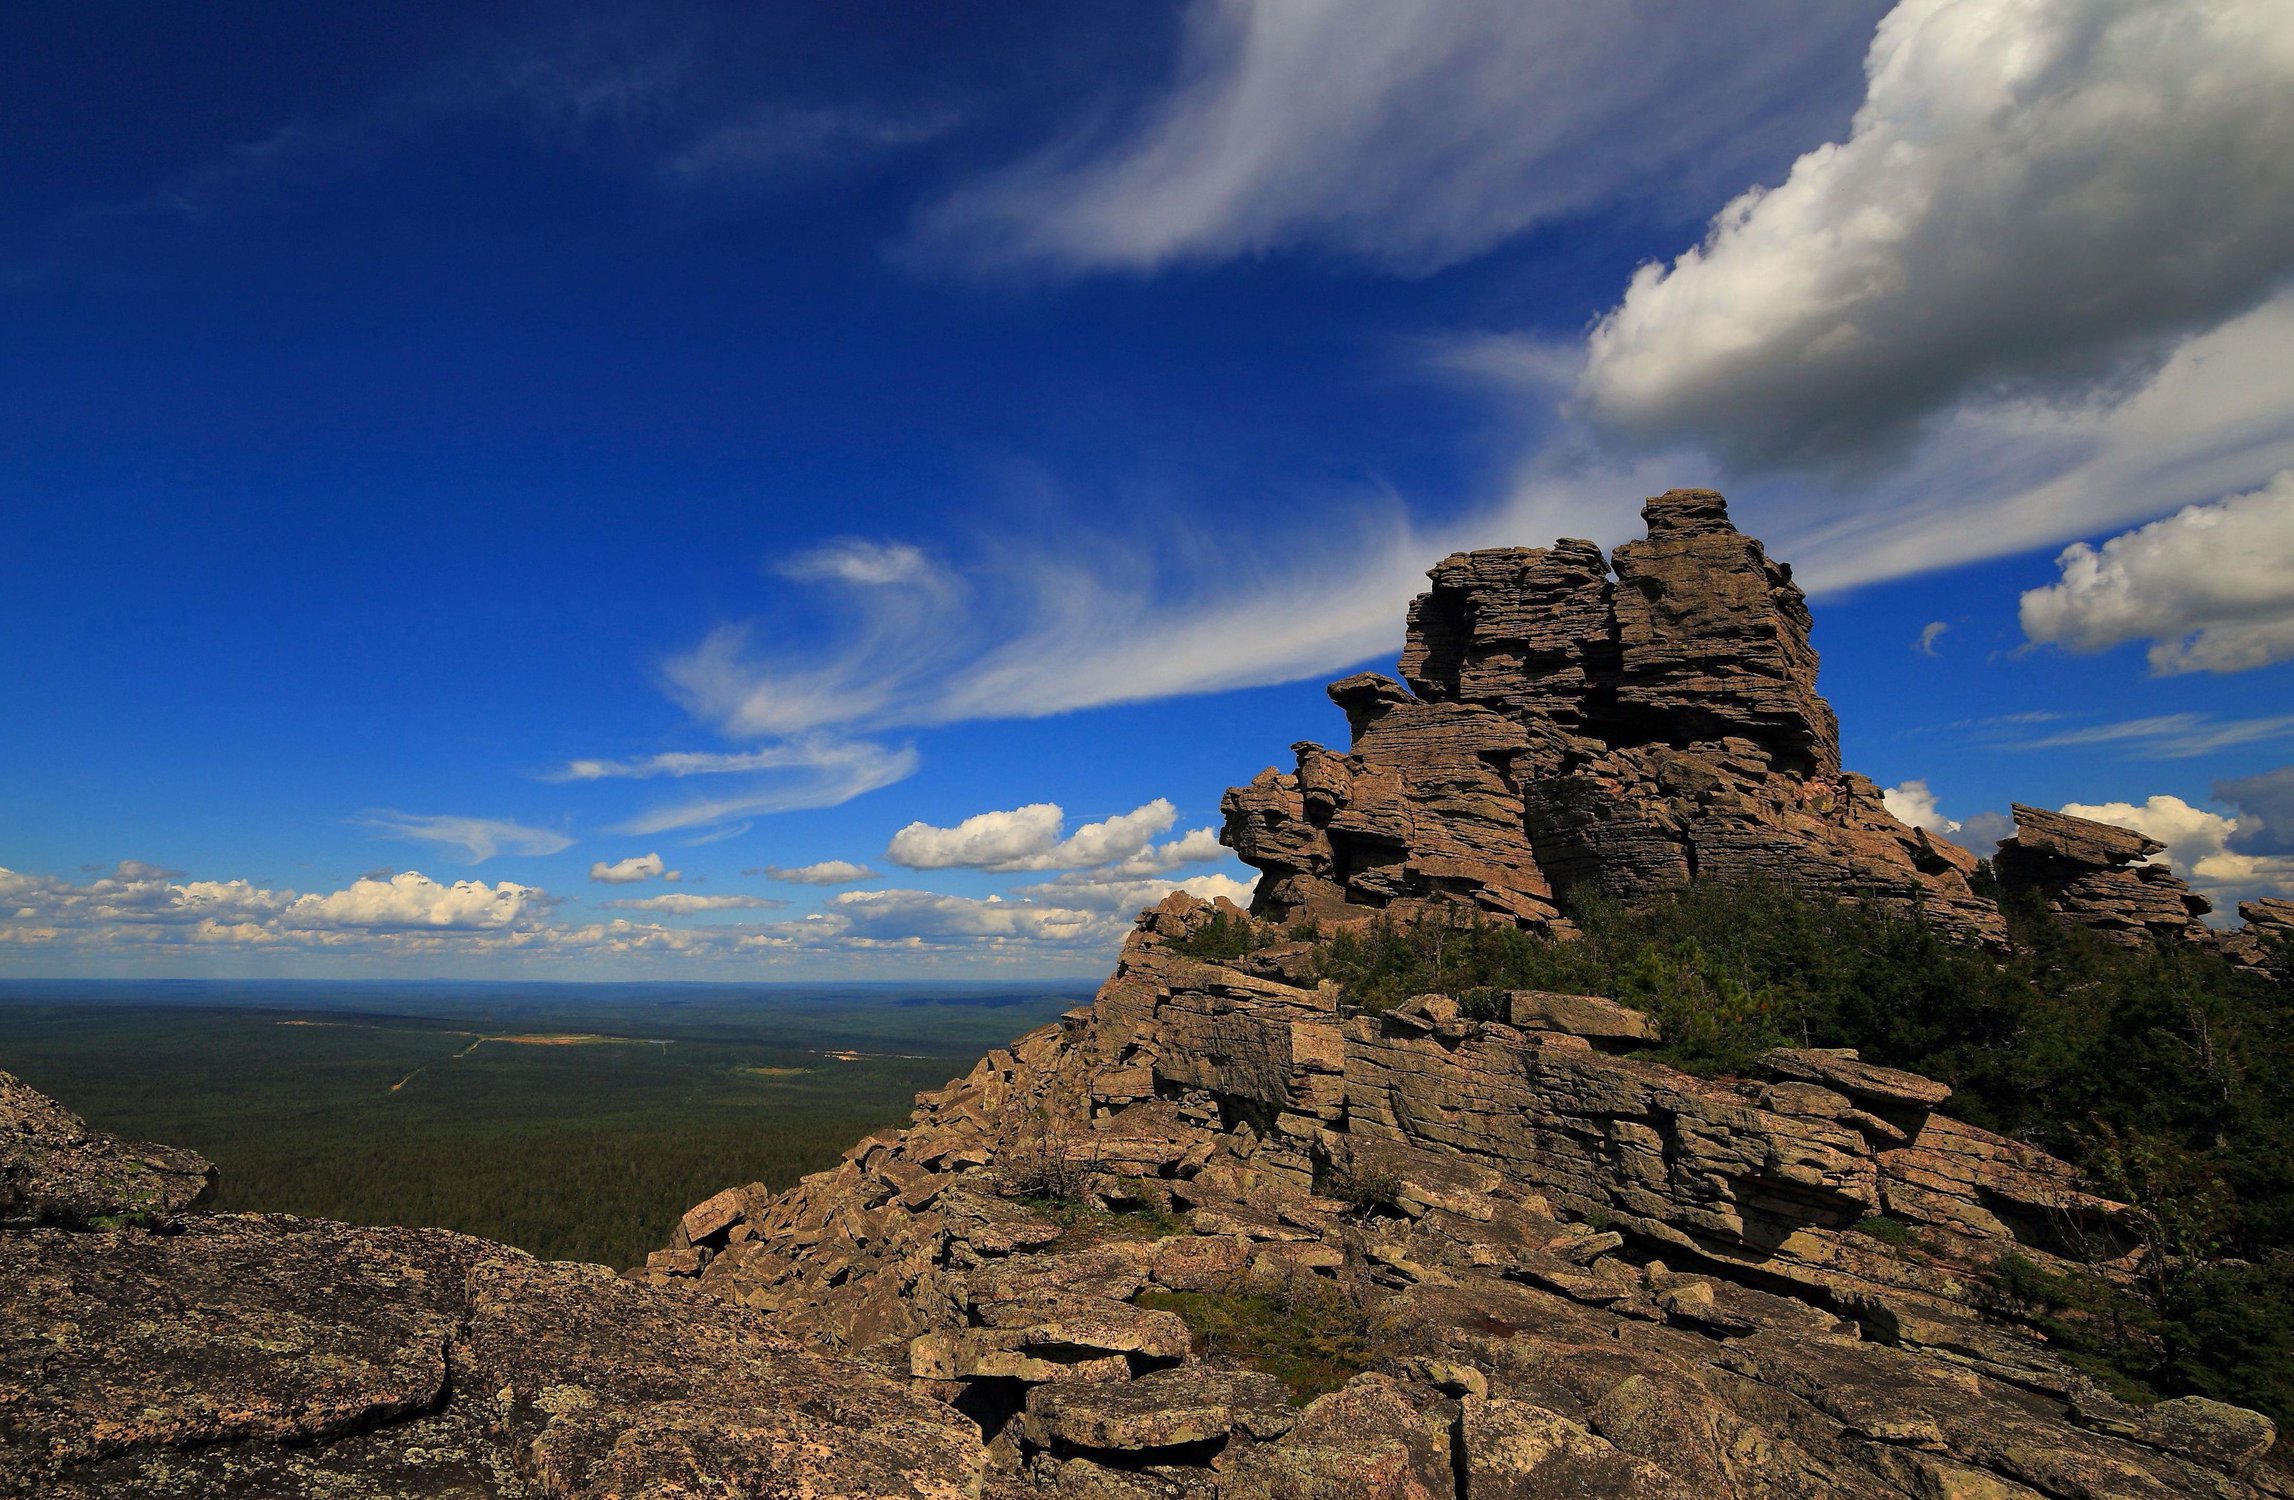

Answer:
[5,0,2293,979]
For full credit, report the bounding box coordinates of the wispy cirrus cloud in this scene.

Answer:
[1999,714,2294,760]
[357,812,574,863]
[908,0,1881,275]
[752,860,879,886]
[608,740,921,835]
[597,892,787,914]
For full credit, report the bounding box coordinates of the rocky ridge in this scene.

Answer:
[6,489,2288,1497]
[641,892,2282,1497]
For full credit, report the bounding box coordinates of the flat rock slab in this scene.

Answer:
[1759,1047,1951,1110]
[1023,1366,1294,1455]
[0,1213,985,1500]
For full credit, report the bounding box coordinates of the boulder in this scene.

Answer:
[1,1067,212,1230]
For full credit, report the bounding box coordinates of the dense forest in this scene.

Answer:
[0,983,1084,1268]
[1182,882,2294,1421]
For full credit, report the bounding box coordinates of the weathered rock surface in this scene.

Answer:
[1226,491,2009,946]
[1,1113,985,1496]
[647,893,2283,1498]
[1994,804,2217,946]
[1,1067,212,1229]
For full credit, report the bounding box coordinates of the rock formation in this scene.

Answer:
[1224,490,2010,947]
[634,893,2283,1497]
[1993,804,2217,946]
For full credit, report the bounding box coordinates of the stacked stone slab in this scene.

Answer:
[1224,490,2007,945]
[644,894,2281,1498]
[1994,803,2217,946]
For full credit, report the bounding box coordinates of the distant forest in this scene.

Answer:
[0,981,1085,1268]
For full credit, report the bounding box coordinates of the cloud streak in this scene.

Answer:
[909,0,1881,275]
[357,813,574,863]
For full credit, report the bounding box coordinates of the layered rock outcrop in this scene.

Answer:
[642,894,2284,1497]
[1993,804,2218,947]
[1223,491,2009,947]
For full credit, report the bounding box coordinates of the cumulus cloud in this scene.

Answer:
[827,888,1108,945]
[281,873,551,931]
[358,812,573,863]
[597,892,787,914]
[2060,795,2294,907]
[1012,870,1257,914]
[884,799,1223,876]
[886,803,1065,871]
[2019,472,2294,675]
[0,865,552,939]
[2218,767,2294,857]
[1881,780,1959,834]
[910,0,1880,274]
[751,860,880,885]
[0,860,1126,972]
[1580,0,2294,469]
[590,852,676,884]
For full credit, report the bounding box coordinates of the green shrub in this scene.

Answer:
[1853,1215,1918,1248]
[1137,1283,1384,1402]
[1171,909,1270,962]
[1286,879,2294,1422]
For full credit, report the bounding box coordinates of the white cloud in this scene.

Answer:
[1914,622,1948,657]
[1761,289,2294,590]
[885,799,1213,874]
[2019,472,2294,675]
[828,888,1110,945]
[2060,795,2294,907]
[910,0,1881,274]
[1580,0,2294,469]
[2003,713,2294,760]
[281,873,550,931]
[551,746,892,781]
[590,852,676,884]
[885,803,1066,871]
[1012,870,1257,914]
[776,538,937,587]
[752,860,879,885]
[358,812,574,863]
[1881,780,1959,834]
[597,892,787,914]
[0,860,1131,975]
[612,739,920,835]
